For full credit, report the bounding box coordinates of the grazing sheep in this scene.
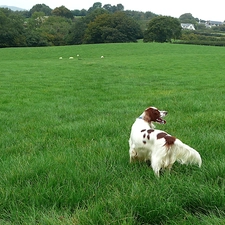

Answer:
[59,57,63,60]
[101,56,104,58]
[69,57,74,59]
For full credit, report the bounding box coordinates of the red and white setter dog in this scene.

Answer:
[129,106,202,177]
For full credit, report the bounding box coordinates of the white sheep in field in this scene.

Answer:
[101,56,104,58]
[59,57,62,59]
[69,57,74,59]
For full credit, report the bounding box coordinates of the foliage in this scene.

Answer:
[67,18,87,45]
[29,4,52,16]
[71,9,87,17]
[0,8,26,47]
[52,5,74,19]
[85,7,108,23]
[103,3,124,12]
[125,10,157,34]
[25,30,48,47]
[24,12,48,47]
[87,2,103,13]
[83,11,142,43]
[177,30,225,46]
[1,2,225,47]
[125,10,157,20]
[179,13,198,24]
[40,16,72,46]
[212,24,225,32]
[144,16,182,43]
[0,43,225,224]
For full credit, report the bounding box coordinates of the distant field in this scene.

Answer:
[0,42,225,224]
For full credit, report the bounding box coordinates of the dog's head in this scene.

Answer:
[143,106,167,125]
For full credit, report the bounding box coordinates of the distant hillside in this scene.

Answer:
[0,5,26,11]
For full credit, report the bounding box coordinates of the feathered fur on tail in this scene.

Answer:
[151,138,202,177]
[171,139,202,167]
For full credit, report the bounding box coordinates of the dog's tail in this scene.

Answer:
[172,139,202,167]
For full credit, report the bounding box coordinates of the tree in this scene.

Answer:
[29,4,52,16]
[117,4,124,11]
[85,8,107,23]
[68,18,87,45]
[52,6,74,19]
[40,16,72,45]
[103,4,124,13]
[144,16,181,43]
[25,11,48,47]
[83,11,142,44]
[179,13,198,24]
[88,2,102,13]
[0,8,27,47]
[29,11,45,28]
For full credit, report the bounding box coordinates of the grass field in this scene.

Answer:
[0,42,225,224]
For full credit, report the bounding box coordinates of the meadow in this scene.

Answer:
[0,42,225,224]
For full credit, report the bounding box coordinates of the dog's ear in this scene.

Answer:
[143,108,151,123]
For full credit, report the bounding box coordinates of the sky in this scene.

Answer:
[2,0,225,21]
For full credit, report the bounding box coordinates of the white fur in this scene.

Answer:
[129,107,202,177]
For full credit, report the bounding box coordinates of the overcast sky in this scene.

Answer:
[2,0,225,21]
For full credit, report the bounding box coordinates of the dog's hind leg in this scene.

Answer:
[129,149,137,163]
[151,153,164,177]
[151,160,161,177]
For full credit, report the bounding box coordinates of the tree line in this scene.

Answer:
[0,2,184,48]
[4,2,224,48]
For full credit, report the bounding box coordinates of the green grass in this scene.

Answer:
[0,42,225,224]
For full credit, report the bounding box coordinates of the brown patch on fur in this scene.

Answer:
[141,129,146,132]
[157,132,167,139]
[147,129,154,134]
[143,114,151,123]
[164,135,176,147]
[143,141,146,144]
[143,133,146,138]
[147,134,150,140]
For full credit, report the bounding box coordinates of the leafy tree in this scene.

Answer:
[68,8,109,45]
[25,30,48,47]
[68,18,87,45]
[29,4,52,16]
[103,4,124,13]
[85,8,108,23]
[71,9,87,17]
[144,16,182,43]
[88,2,102,13]
[145,11,157,19]
[117,4,124,11]
[28,12,45,28]
[80,9,88,17]
[25,11,49,46]
[40,16,72,45]
[0,8,26,47]
[52,6,74,19]
[125,10,156,35]
[103,4,113,12]
[179,13,198,24]
[83,11,142,44]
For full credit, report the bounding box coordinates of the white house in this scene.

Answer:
[181,23,195,30]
